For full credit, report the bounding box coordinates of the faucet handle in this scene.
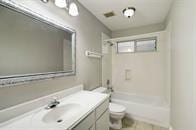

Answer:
[45,97,60,110]
[52,97,58,101]
[50,97,59,104]
[53,97,60,104]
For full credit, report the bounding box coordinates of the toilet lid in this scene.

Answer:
[109,103,126,113]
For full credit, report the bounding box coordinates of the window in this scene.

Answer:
[117,41,135,53]
[136,39,156,52]
[117,37,157,53]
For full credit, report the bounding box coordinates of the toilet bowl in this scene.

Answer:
[109,103,126,129]
[92,87,126,130]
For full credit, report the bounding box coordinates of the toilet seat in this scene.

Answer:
[109,103,126,113]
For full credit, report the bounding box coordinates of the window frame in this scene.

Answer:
[117,40,136,54]
[117,37,157,54]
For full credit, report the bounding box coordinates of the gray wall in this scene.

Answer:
[0,0,111,110]
[166,0,196,130]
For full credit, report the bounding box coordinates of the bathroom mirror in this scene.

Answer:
[0,1,76,86]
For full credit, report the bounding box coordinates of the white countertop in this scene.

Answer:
[0,90,109,130]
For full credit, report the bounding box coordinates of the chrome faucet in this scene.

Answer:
[108,87,114,92]
[106,79,114,92]
[45,97,60,110]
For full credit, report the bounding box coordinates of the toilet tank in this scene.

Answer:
[92,87,107,93]
[93,87,112,103]
[92,87,112,97]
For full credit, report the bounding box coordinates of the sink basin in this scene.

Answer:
[34,103,82,124]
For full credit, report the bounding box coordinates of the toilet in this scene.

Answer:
[109,102,126,129]
[92,87,126,129]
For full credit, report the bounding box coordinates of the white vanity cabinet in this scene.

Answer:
[73,112,95,130]
[73,99,109,130]
[0,88,109,130]
[96,110,109,130]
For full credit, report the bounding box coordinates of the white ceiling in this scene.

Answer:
[78,0,173,31]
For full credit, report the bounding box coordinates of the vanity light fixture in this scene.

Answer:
[41,0,49,3]
[68,2,79,16]
[41,0,79,16]
[54,0,67,8]
[122,7,136,18]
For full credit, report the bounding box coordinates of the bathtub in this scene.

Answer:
[111,92,170,128]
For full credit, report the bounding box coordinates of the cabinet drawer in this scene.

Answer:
[95,99,109,119]
[73,111,95,130]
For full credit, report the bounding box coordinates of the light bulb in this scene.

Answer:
[123,7,136,18]
[69,2,79,16]
[41,0,49,3]
[55,0,67,8]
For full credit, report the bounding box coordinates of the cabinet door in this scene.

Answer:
[96,110,109,130]
[74,124,95,130]
[73,112,95,130]
[96,100,109,119]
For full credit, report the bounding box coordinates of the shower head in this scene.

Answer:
[107,41,114,46]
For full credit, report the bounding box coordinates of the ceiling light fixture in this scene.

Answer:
[69,2,79,16]
[122,7,136,18]
[54,0,67,8]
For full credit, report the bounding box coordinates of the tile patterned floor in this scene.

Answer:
[110,118,168,130]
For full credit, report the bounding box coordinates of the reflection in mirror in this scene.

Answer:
[0,3,76,84]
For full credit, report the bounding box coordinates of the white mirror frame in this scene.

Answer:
[0,0,76,87]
